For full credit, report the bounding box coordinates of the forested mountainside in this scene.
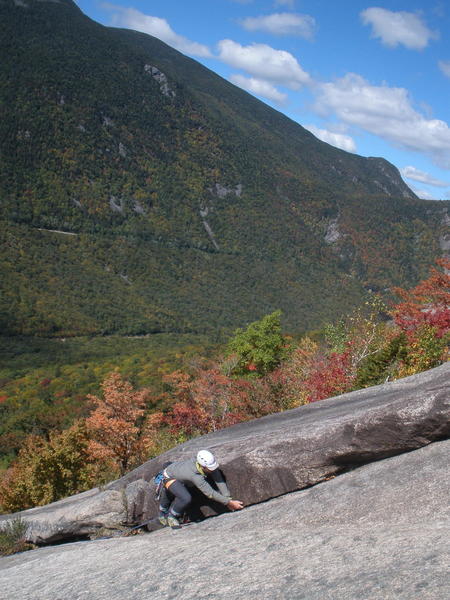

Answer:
[1,0,448,336]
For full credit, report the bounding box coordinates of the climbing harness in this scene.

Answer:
[153,463,174,500]
[154,471,165,500]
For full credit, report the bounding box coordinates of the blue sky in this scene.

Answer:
[74,0,450,200]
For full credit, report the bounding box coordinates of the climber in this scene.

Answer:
[157,450,244,528]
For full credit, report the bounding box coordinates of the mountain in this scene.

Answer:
[1,0,448,337]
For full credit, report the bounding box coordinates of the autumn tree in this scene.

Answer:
[391,258,449,376]
[392,257,450,339]
[0,422,95,513]
[85,372,158,476]
[276,336,319,406]
[162,370,210,439]
[287,299,391,402]
[163,368,250,438]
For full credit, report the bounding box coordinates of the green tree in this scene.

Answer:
[225,310,287,377]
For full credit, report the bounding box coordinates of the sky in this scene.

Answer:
[73,0,450,200]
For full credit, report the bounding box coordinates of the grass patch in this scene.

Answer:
[0,517,35,556]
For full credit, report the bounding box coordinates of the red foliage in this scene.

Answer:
[166,401,210,437]
[392,258,450,339]
[163,368,250,436]
[302,346,355,403]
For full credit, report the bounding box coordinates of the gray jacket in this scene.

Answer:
[165,457,231,505]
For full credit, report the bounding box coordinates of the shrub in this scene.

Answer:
[354,333,408,388]
[395,324,449,378]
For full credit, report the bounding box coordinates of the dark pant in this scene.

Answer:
[160,480,192,516]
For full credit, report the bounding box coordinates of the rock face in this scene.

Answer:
[1,363,449,544]
[1,439,448,600]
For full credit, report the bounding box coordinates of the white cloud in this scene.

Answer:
[313,73,450,168]
[240,13,315,39]
[305,125,356,152]
[102,4,211,57]
[400,166,449,187]
[360,7,438,50]
[217,39,310,89]
[438,60,450,78]
[229,74,287,104]
[409,186,437,200]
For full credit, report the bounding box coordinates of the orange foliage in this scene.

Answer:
[86,372,158,475]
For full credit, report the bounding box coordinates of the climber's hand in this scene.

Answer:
[227,499,244,511]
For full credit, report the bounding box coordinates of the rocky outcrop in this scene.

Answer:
[144,64,175,98]
[1,439,448,599]
[1,363,448,544]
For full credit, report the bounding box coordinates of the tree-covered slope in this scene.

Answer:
[0,0,448,336]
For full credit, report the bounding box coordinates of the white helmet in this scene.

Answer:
[197,450,219,470]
